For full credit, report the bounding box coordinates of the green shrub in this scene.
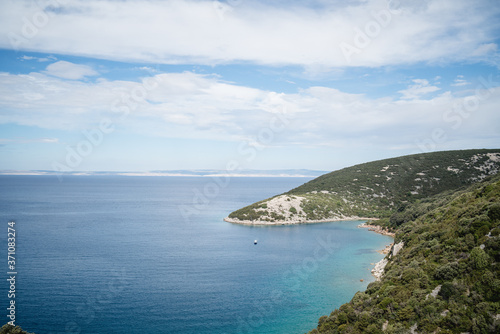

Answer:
[365,323,383,334]
[0,324,34,334]
[487,203,500,221]
[434,262,459,281]
[378,297,393,309]
[397,305,415,321]
[354,311,372,330]
[439,282,458,301]
[470,247,490,270]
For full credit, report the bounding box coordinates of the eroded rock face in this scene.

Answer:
[392,241,404,257]
[425,285,442,300]
[372,241,404,280]
[371,258,388,280]
[254,195,306,221]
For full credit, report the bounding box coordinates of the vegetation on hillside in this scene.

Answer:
[228,149,500,223]
[307,174,500,334]
[0,324,34,334]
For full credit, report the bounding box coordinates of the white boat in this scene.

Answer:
[254,240,258,245]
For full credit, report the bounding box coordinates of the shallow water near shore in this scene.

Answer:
[0,176,392,334]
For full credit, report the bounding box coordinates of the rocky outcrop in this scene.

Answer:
[371,258,388,280]
[227,149,500,224]
[425,285,442,300]
[372,241,404,280]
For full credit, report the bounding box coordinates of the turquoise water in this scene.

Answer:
[0,176,392,334]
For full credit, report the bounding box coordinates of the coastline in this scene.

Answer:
[375,243,393,255]
[356,222,396,280]
[357,222,395,238]
[223,216,379,225]
[224,216,396,281]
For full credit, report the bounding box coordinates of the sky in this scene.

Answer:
[0,0,499,173]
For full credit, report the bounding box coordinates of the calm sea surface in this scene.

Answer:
[0,176,392,334]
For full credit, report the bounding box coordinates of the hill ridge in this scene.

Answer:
[308,173,500,333]
[226,149,500,224]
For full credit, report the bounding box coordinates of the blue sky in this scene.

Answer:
[0,0,499,173]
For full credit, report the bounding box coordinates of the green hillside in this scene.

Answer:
[226,149,500,224]
[0,324,34,334]
[308,174,500,334]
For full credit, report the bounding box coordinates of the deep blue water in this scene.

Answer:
[0,176,392,334]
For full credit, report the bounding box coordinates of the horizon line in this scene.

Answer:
[0,169,329,178]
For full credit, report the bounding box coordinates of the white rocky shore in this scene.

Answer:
[224,216,379,225]
[224,194,378,225]
[357,222,396,237]
[371,241,404,280]
[371,258,389,280]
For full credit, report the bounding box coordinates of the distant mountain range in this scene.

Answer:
[0,169,327,178]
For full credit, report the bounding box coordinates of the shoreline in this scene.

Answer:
[375,243,394,255]
[223,216,379,225]
[357,222,396,238]
[356,223,397,280]
[224,217,395,281]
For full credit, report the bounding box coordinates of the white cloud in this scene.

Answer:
[136,66,158,73]
[19,55,36,61]
[0,137,59,144]
[398,79,441,100]
[472,43,498,56]
[0,0,498,68]
[0,69,498,151]
[19,55,56,62]
[451,75,470,87]
[43,61,98,80]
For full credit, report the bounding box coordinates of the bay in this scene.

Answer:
[0,176,392,334]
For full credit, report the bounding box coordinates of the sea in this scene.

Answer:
[0,175,392,334]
